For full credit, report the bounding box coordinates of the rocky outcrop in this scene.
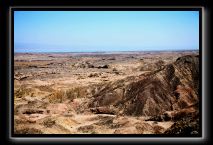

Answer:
[74,61,94,68]
[74,61,109,69]
[90,106,117,115]
[97,64,109,69]
[89,55,199,117]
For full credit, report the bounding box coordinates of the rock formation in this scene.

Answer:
[89,55,199,117]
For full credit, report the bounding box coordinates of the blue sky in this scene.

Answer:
[14,11,199,52]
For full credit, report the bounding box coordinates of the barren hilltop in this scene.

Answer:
[14,51,200,135]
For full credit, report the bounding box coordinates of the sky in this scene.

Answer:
[14,11,199,52]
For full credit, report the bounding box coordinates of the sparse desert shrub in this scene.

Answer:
[14,127,42,134]
[66,87,88,100]
[48,86,88,103]
[65,90,74,101]
[112,68,117,71]
[43,118,56,127]
[48,90,65,103]
[36,85,55,92]
[88,73,99,77]
[77,125,94,133]
[14,118,28,125]
[14,85,32,98]
[112,68,120,75]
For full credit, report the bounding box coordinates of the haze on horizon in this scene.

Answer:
[14,11,199,53]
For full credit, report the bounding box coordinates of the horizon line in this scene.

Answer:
[14,49,199,53]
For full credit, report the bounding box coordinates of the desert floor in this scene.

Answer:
[14,51,199,134]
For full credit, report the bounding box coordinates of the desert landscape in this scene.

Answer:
[14,50,200,135]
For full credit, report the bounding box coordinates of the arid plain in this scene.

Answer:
[14,51,200,135]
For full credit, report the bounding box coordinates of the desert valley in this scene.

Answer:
[14,51,200,135]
